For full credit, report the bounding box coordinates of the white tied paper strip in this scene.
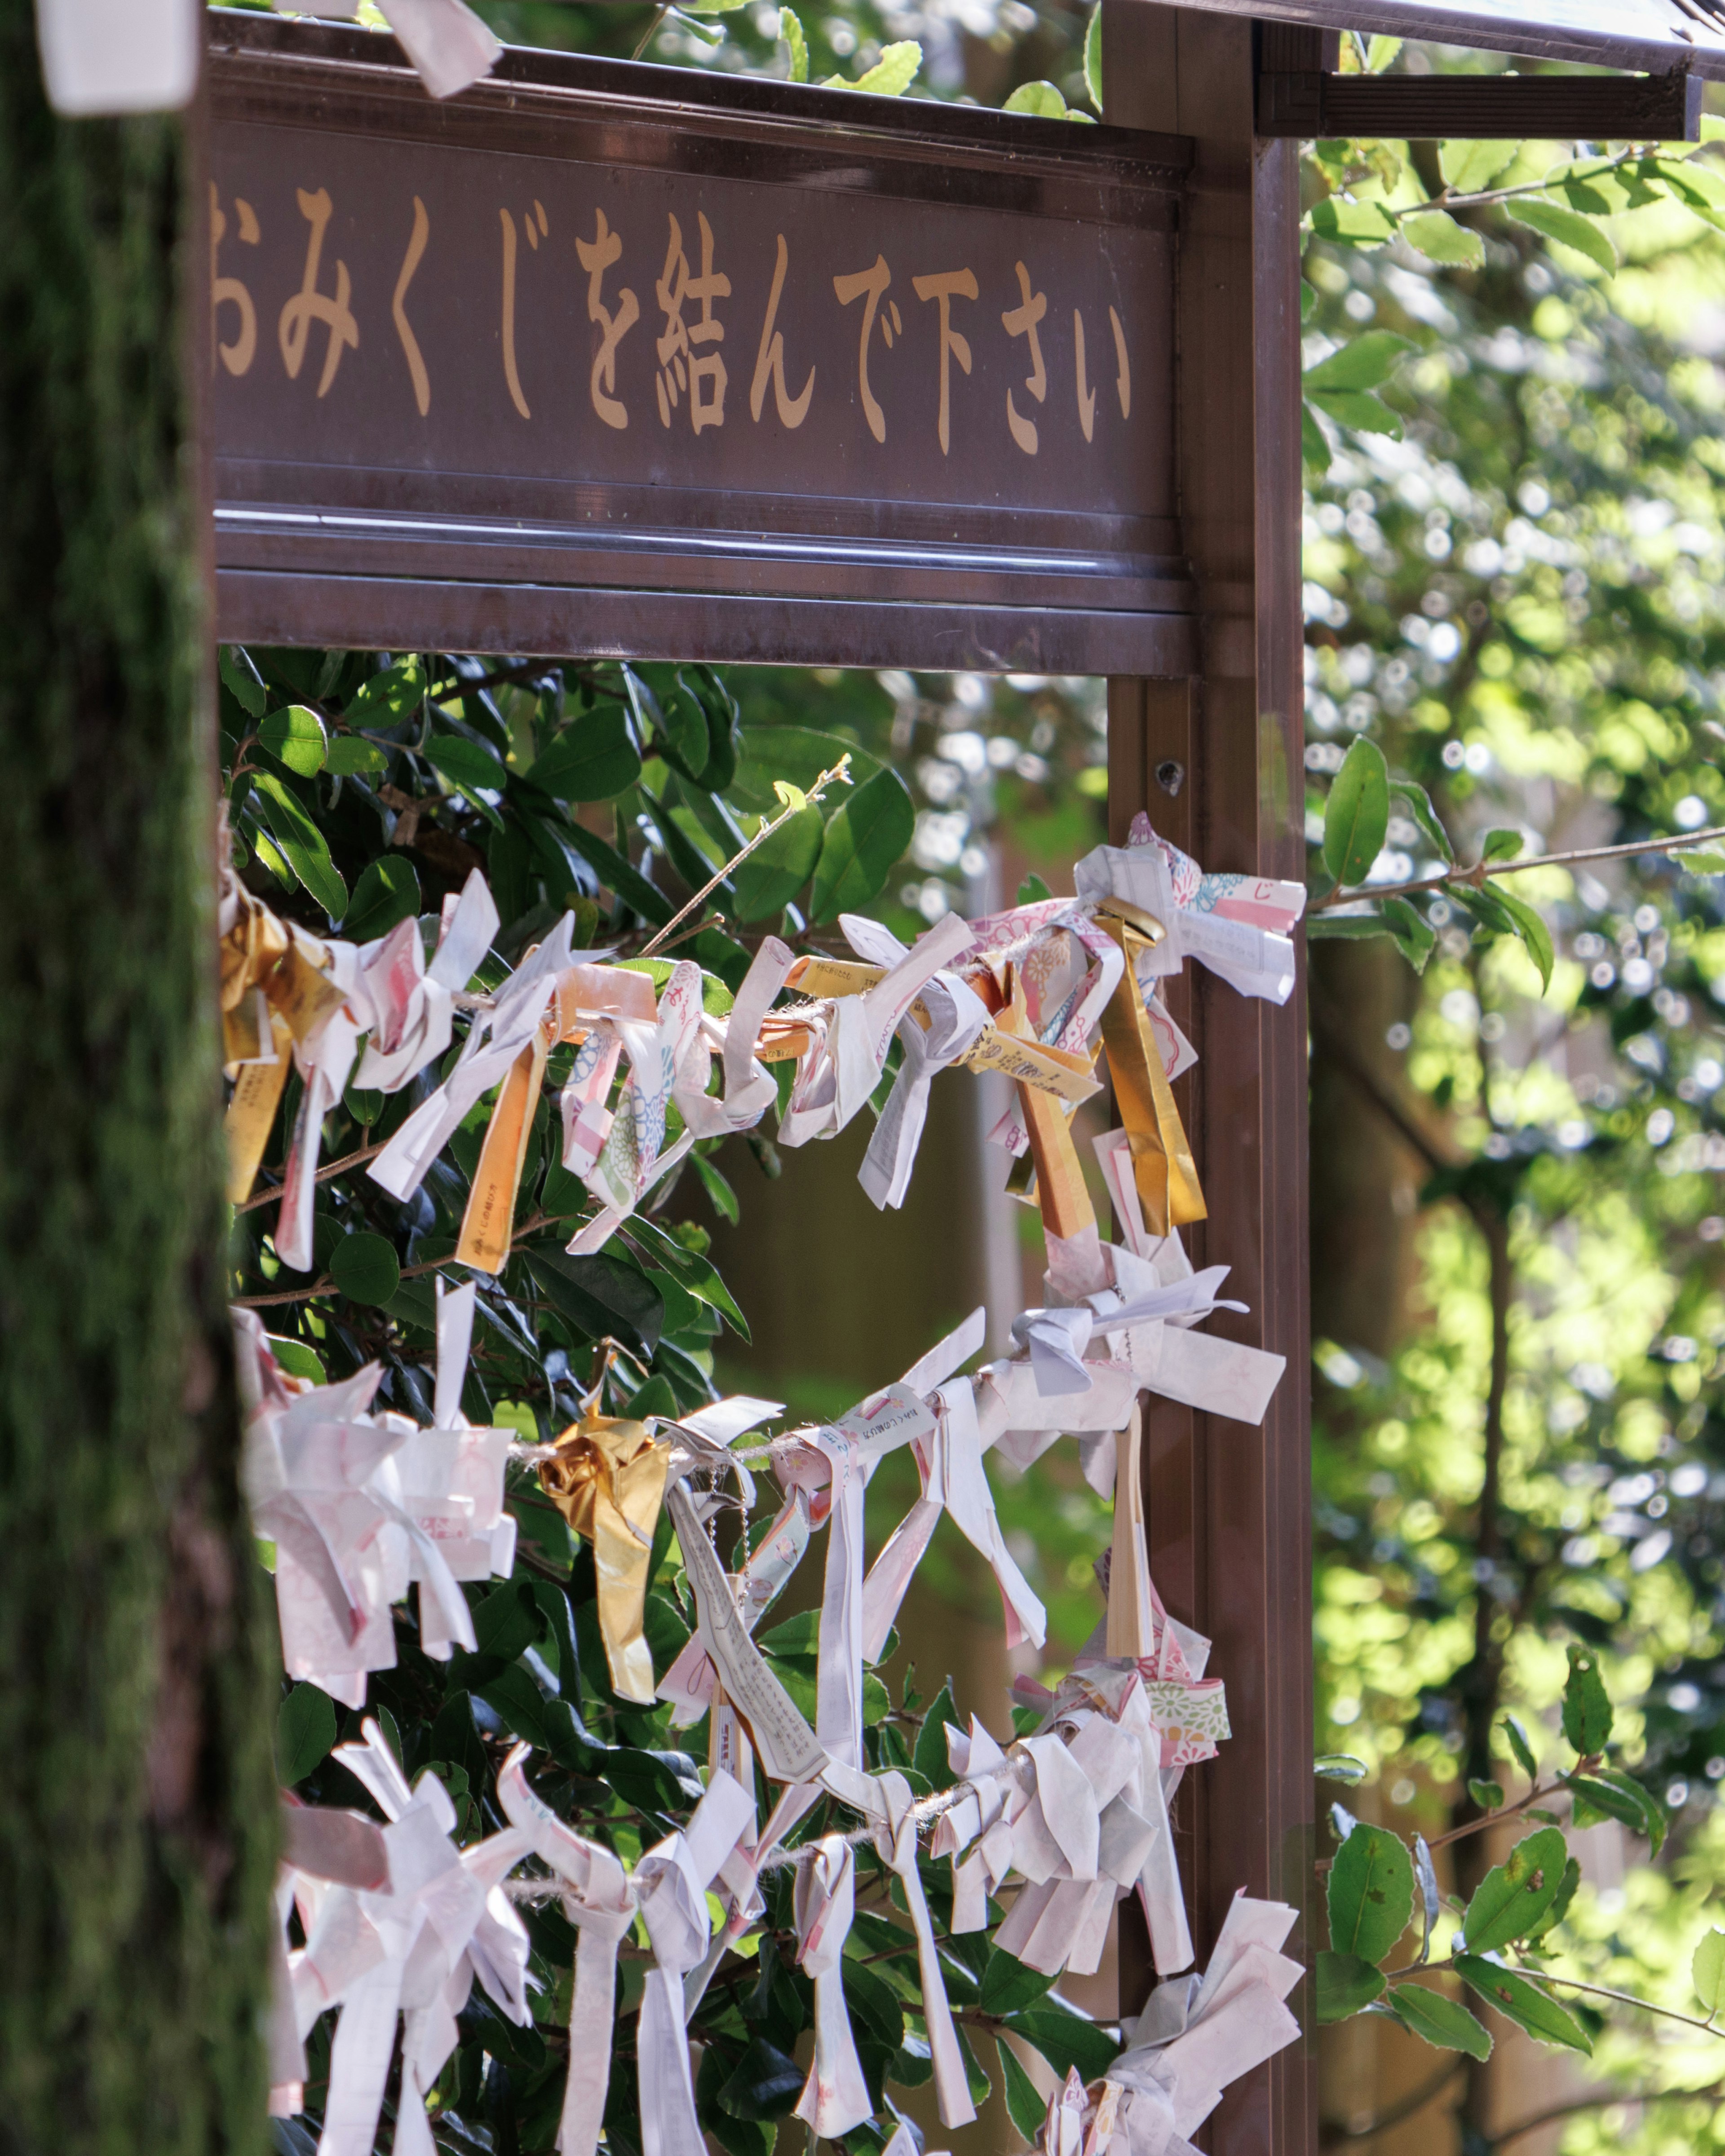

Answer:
[633,1771,757,2156]
[286,1723,533,2156]
[868,1771,977,2131]
[496,1746,638,2156]
[569,960,707,1253]
[672,936,797,1142]
[1104,1892,1302,2146]
[237,1307,513,1704]
[780,911,973,1149]
[35,0,198,113]
[791,1837,873,2137]
[1011,1269,1245,1399]
[375,0,503,96]
[837,915,993,1212]
[353,870,499,1094]
[1073,835,1305,1008]
[371,915,576,1204]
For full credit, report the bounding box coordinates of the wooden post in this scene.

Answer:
[1101,9,1316,2153]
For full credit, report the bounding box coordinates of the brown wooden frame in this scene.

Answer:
[1104,9,1314,2153]
[202,11,1317,2149]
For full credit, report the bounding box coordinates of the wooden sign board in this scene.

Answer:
[209,13,1195,674]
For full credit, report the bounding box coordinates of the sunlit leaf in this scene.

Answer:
[1323,737,1391,888]
[1389,1982,1492,2058]
[1455,1958,1592,2053]
[1460,1827,1568,1955]
[1327,1821,1413,1964]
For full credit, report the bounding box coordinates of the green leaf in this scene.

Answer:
[1382,896,1437,973]
[1365,31,1401,69]
[1563,1646,1613,1758]
[1455,1958,1592,2054]
[981,1948,1057,2017]
[731,725,879,816]
[1694,1927,1725,2015]
[260,703,329,776]
[326,736,387,776]
[1083,0,1101,110]
[251,773,349,919]
[528,707,642,801]
[1566,1772,1665,1854]
[1523,1856,1581,1943]
[1468,1778,1505,1812]
[841,1957,904,2051]
[1502,1714,1538,1780]
[1483,880,1553,992]
[1440,139,1517,192]
[1323,738,1391,888]
[1004,80,1067,117]
[718,2038,805,2121]
[1388,1983,1492,2059]
[810,767,916,923]
[849,39,920,93]
[343,856,421,944]
[1460,1827,1568,1954]
[426,734,507,826]
[1505,198,1619,274]
[277,1681,337,1785]
[268,1334,326,1383]
[221,645,269,718]
[780,4,808,80]
[329,1232,402,1308]
[996,2037,1048,2143]
[1306,910,1397,943]
[524,1249,665,1357]
[1328,1822,1414,1963]
[1316,1950,1386,2022]
[1480,827,1524,862]
[555,816,673,925]
[1003,2006,1118,2084]
[1306,388,1403,438]
[1316,1753,1368,1784]
[1307,197,1398,246]
[1390,778,1455,864]
[1680,848,1725,875]
[344,656,423,724]
[1402,210,1484,269]
[913,1679,962,1789]
[730,803,823,922]
[1304,329,1414,395]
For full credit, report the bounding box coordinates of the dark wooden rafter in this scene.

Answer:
[1256,22,1702,139]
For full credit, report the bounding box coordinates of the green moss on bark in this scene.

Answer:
[0,10,276,2152]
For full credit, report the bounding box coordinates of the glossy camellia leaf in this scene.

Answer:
[1389,1983,1492,2059]
[524,1249,665,1358]
[1484,880,1553,992]
[1459,1826,1568,1955]
[220,643,269,717]
[980,1948,1057,2017]
[329,1231,402,1309]
[729,802,824,921]
[1566,1771,1665,1855]
[1304,328,1413,395]
[259,703,328,776]
[528,706,642,801]
[1003,2005,1119,2083]
[1315,1950,1384,2022]
[326,736,387,776]
[343,855,421,944]
[717,2037,804,2121]
[1522,1856,1582,1944]
[914,1679,963,1789]
[1562,1644,1613,1756]
[1455,1957,1592,2053]
[1323,735,1391,889]
[1327,1821,1413,1963]
[251,772,349,919]
[810,766,916,923]
[996,2037,1048,2143]
[277,1681,337,1786]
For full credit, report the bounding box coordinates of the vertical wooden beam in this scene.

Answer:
[1101,9,1315,2154]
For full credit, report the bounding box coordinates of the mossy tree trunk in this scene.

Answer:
[0,9,275,2152]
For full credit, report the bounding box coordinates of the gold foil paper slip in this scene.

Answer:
[1094,901,1206,1236]
[538,1411,669,1704]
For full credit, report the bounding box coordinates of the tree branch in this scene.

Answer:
[1319,2060,1463,2148]
[1310,823,1725,915]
